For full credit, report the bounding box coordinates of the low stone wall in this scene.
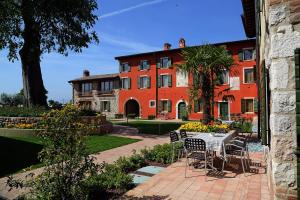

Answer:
[0,117,40,127]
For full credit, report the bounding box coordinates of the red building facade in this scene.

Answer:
[116,39,257,121]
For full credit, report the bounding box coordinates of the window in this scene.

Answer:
[121,78,131,89]
[157,57,172,68]
[241,99,254,113]
[138,76,150,89]
[194,99,204,113]
[139,60,150,70]
[82,83,92,93]
[218,70,229,84]
[159,100,171,112]
[159,74,172,87]
[238,49,255,61]
[120,62,130,72]
[244,68,255,83]
[100,80,113,92]
[100,101,110,112]
[149,100,156,108]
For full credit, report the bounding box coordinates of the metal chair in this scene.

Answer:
[184,138,213,179]
[179,129,187,139]
[169,131,184,163]
[222,138,248,176]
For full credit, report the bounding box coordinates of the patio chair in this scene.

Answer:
[184,138,213,179]
[169,131,184,163]
[179,129,187,139]
[222,138,248,176]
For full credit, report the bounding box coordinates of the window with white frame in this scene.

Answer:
[241,99,254,113]
[243,49,254,60]
[82,83,92,93]
[149,100,156,108]
[138,76,150,89]
[219,70,229,84]
[100,101,110,112]
[120,62,130,72]
[159,74,171,87]
[121,78,131,89]
[161,57,172,68]
[139,60,150,70]
[244,68,255,83]
[100,80,114,92]
[160,100,171,112]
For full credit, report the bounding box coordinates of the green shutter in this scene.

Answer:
[238,50,244,61]
[121,79,124,89]
[138,61,141,71]
[107,101,111,112]
[147,77,151,88]
[241,99,245,113]
[128,78,131,89]
[167,100,172,112]
[254,98,258,113]
[157,75,161,88]
[156,59,161,68]
[128,64,131,72]
[168,58,172,68]
[168,75,172,87]
[137,77,140,89]
[100,101,103,112]
[194,100,199,112]
[253,66,257,81]
[147,61,150,70]
[158,100,162,112]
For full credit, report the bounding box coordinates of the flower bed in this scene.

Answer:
[178,122,230,133]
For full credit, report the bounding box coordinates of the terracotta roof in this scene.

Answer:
[115,39,256,60]
[68,73,119,83]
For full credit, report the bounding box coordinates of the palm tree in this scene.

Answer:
[178,44,235,124]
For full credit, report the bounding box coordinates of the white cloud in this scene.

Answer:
[100,0,166,19]
[100,32,160,53]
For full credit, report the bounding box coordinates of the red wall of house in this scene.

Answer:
[118,39,257,121]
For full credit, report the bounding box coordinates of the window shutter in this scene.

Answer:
[138,61,141,71]
[253,66,257,81]
[194,100,199,112]
[254,98,258,113]
[252,49,256,60]
[147,77,151,88]
[241,99,245,113]
[168,75,172,87]
[238,50,244,61]
[128,64,131,72]
[121,79,124,89]
[108,101,111,112]
[168,58,172,68]
[158,101,162,112]
[157,75,161,88]
[100,101,104,112]
[137,77,140,89]
[147,61,150,70]
[167,100,172,112]
[156,58,161,68]
[128,78,131,89]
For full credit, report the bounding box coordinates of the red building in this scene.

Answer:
[115,39,257,121]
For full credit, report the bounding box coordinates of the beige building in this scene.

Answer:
[69,70,120,118]
[242,0,299,199]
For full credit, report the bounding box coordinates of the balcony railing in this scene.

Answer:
[78,92,93,97]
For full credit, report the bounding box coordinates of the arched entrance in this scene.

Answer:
[125,99,140,118]
[177,101,187,120]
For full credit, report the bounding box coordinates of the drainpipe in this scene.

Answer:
[155,53,159,117]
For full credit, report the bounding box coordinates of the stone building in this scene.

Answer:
[242,0,299,199]
[69,71,120,118]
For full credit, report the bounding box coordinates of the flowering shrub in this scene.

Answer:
[178,122,230,133]
[5,123,35,129]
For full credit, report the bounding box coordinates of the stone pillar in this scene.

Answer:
[266,0,300,199]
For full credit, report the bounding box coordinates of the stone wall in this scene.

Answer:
[0,117,40,127]
[264,0,300,199]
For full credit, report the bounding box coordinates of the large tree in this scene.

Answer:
[0,0,98,107]
[178,44,235,123]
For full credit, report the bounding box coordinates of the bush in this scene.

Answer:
[178,122,230,133]
[79,109,98,116]
[115,113,124,119]
[0,106,48,117]
[231,121,252,133]
[147,115,155,120]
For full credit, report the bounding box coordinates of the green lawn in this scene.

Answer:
[113,120,185,135]
[0,135,140,177]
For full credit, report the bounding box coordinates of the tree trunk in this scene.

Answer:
[202,73,212,124]
[19,0,47,107]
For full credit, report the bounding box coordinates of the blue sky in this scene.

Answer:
[0,0,246,102]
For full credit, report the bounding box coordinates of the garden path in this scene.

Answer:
[0,125,169,200]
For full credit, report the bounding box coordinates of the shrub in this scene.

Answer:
[0,106,47,117]
[231,121,252,133]
[115,113,124,119]
[147,115,155,120]
[79,109,98,116]
[178,122,230,133]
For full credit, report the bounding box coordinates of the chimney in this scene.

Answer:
[83,70,90,77]
[163,43,171,50]
[179,38,186,48]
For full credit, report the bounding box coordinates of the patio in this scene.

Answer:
[125,152,272,200]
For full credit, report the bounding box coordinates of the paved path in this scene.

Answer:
[0,125,168,200]
[125,152,273,200]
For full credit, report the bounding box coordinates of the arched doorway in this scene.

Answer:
[125,99,140,118]
[177,101,187,120]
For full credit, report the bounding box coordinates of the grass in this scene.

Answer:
[0,135,140,177]
[113,120,185,135]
